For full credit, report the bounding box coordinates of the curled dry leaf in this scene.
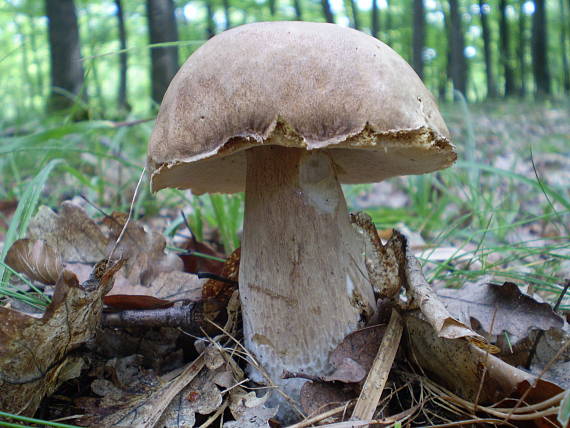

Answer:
[351,212,405,299]
[405,313,564,405]
[437,280,564,345]
[0,259,124,415]
[5,238,63,284]
[404,251,492,348]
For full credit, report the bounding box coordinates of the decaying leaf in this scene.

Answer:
[437,280,564,345]
[28,202,108,263]
[300,381,355,417]
[103,211,183,287]
[351,212,405,299]
[5,239,63,284]
[325,325,386,383]
[158,368,224,428]
[405,313,564,405]
[224,390,278,428]
[404,251,492,348]
[103,294,175,310]
[0,259,124,415]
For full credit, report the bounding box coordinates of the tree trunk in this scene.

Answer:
[559,0,570,92]
[517,0,527,96]
[412,0,425,80]
[45,0,87,113]
[499,0,516,96]
[223,0,231,29]
[146,0,179,106]
[349,0,361,30]
[115,0,129,112]
[478,0,497,97]
[293,0,303,19]
[531,0,551,95]
[371,0,379,39]
[447,0,468,96]
[321,0,335,23]
[205,0,216,38]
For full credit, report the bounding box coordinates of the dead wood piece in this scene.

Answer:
[351,308,403,425]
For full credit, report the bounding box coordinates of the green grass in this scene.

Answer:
[0,100,568,310]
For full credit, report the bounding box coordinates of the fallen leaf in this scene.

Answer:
[437,280,564,345]
[28,202,108,263]
[300,381,354,417]
[405,313,564,405]
[0,259,124,415]
[224,390,278,428]
[103,294,174,310]
[325,325,386,383]
[5,239,63,284]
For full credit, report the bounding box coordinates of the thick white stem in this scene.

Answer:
[240,145,376,381]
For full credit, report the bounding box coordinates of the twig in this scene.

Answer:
[107,167,146,263]
[351,308,403,424]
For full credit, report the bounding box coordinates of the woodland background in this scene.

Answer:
[1,0,569,121]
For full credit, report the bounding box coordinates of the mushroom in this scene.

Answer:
[148,22,455,386]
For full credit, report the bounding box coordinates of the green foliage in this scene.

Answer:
[0,159,62,283]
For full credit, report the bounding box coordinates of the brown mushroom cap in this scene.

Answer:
[148,21,456,194]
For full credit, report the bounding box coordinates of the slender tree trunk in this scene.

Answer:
[14,18,34,110]
[447,0,468,96]
[293,0,303,19]
[499,0,516,96]
[28,14,44,98]
[206,0,216,38]
[268,0,276,16]
[478,0,497,97]
[517,0,527,96]
[385,0,392,45]
[348,0,361,30]
[371,0,379,39]
[412,0,425,80]
[321,0,335,23]
[45,0,87,113]
[115,0,129,112]
[146,0,179,106]
[531,0,551,95]
[559,0,570,92]
[223,0,231,29]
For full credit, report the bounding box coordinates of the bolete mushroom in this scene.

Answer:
[148,22,455,387]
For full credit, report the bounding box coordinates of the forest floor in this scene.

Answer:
[0,99,569,426]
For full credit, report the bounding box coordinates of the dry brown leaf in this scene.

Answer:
[5,238,63,284]
[103,294,174,310]
[103,211,183,287]
[28,202,108,263]
[404,251,490,346]
[224,390,278,428]
[325,325,386,383]
[158,368,224,428]
[405,313,564,404]
[108,270,205,302]
[300,382,354,418]
[0,259,124,415]
[437,280,564,345]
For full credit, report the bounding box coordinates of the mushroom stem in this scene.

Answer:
[240,144,376,381]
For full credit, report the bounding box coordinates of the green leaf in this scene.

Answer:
[0,159,63,282]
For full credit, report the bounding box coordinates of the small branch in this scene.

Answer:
[351,308,404,424]
[102,304,200,330]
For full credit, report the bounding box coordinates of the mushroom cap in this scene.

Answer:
[148,21,456,194]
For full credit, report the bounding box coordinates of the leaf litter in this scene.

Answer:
[0,199,568,426]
